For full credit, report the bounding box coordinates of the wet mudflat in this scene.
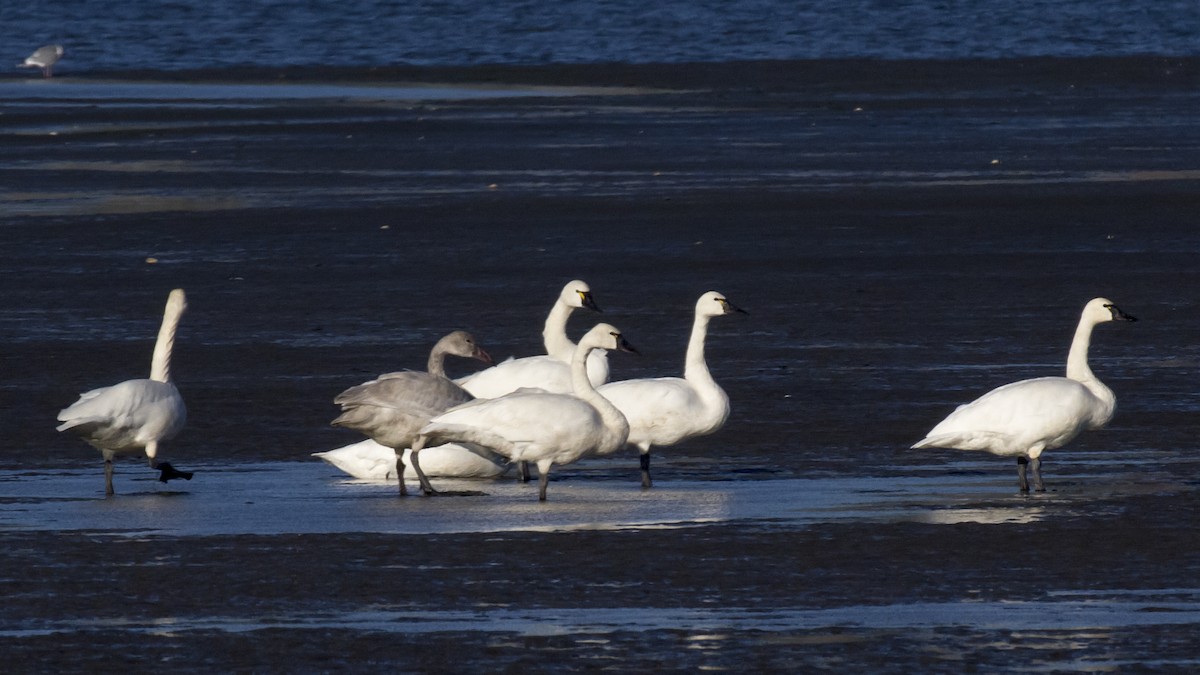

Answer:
[2,60,1200,671]
[2,460,1200,672]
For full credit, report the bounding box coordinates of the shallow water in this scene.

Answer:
[3,0,1199,73]
[2,457,1179,536]
[0,79,625,103]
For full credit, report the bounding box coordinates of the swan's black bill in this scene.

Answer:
[1107,304,1137,322]
[581,291,602,313]
[157,462,194,483]
[718,297,748,315]
[618,336,640,355]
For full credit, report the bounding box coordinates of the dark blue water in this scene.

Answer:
[3,0,1199,74]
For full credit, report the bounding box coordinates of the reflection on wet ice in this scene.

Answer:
[0,460,1183,536]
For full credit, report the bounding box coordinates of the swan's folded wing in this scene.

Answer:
[421,423,519,457]
[454,355,574,398]
[600,377,711,439]
[335,372,473,417]
[915,377,1095,453]
[421,392,599,460]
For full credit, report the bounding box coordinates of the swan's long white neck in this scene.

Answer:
[149,291,186,383]
[683,311,718,390]
[543,299,576,361]
[1065,311,1116,420]
[571,342,629,451]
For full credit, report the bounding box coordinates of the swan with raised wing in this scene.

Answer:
[57,289,193,496]
[912,297,1136,492]
[412,323,638,501]
[598,291,746,487]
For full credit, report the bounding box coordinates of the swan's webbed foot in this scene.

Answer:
[156,462,193,483]
[640,453,653,489]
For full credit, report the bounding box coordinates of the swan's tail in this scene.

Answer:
[55,416,106,435]
[912,431,1013,452]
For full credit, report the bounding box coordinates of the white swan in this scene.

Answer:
[313,439,509,481]
[598,291,746,487]
[18,44,63,78]
[412,323,638,501]
[331,330,491,495]
[57,289,192,496]
[912,297,1136,492]
[454,280,607,398]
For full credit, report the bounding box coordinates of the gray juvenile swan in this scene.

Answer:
[57,289,192,496]
[332,330,491,495]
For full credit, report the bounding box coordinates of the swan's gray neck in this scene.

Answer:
[149,303,184,383]
[426,346,448,378]
[683,312,717,387]
[543,300,576,361]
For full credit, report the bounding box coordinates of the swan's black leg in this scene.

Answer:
[104,458,115,497]
[640,452,652,489]
[538,468,550,502]
[518,460,530,483]
[1030,457,1045,492]
[1016,456,1030,493]
[408,439,438,496]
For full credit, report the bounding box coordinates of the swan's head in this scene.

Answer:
[697,291,747,318]
[1084,297,1137,325]
[582,323,640,355]
[165,288,188,317]
[562,280,601,312]
[438,330,493,364]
